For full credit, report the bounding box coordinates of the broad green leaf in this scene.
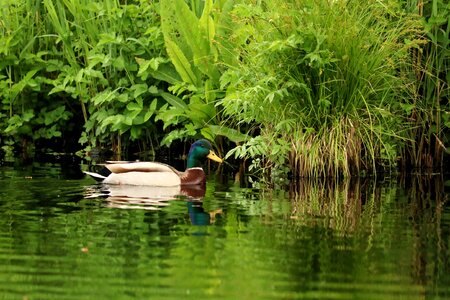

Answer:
[22,110,35,122]
[164,38,199,85]
[149,62,183,84]
[84,69,106,80]
[124,116,133,126]
[44,106,66,125]
[200,127,215,141]
[78,132,89,145]
[160,92,188,110]
[200,0,215,42]
[132,115,145,125]
[400,103,415,115]
[101,115,123,128]
[98,32,122,46]
[188,103,216,123]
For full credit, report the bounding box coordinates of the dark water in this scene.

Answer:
[0,161,449,300]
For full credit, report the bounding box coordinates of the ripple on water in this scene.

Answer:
[1,164,450,299]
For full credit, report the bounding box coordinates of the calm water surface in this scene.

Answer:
[0,161,449,299]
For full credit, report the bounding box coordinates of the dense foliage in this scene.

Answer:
[0,0,448,178]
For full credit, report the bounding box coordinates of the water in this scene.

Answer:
[0,161,449,299]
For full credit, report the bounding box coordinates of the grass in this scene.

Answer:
[219,0,425,179]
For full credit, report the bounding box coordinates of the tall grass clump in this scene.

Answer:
[219,0,423,179]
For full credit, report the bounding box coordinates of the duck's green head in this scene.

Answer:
[187,139,223,168]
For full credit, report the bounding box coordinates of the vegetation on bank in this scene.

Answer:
[0,0,449,179]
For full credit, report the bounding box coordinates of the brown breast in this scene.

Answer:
[180,168,206,185]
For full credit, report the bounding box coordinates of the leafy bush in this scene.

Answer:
[1,0,176,157]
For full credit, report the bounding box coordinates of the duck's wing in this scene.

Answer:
[105,161,180,174]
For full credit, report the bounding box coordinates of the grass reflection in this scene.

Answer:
[281,176,450,298]
[287,178,367,232]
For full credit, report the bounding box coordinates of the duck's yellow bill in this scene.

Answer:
[207,150,223,163]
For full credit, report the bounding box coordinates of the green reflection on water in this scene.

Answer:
[0,163,449,299]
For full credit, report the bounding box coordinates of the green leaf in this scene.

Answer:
[22,110,35,122]
[209,125,250,143]
[75,69,85,83]
[44,106,66,125]
[149,57,167,71]
[130,126,142,139]
[132,84,148,98]
[160,92,188,110]
[101,115,124,128]
[148,85,159,94]
[160,129,185,146]
[164,38,199,85]
[98,32,122,46]
[126,99,143,112]
[4,115,24,134]
[78,132,89,145]
[144,99,158,122]
[400,103,415,115]
[10,69,39,100]
[136,57,152,80]
[113,56,126,70]
[124,116,133,126]
[87,54,108,69]
[92,89,118,106]
[188,103,216,125]
[156,107,186,129]
[149,63,183,84]
[117,93,129,103]
[199,0,215,43]
[200,127,215,141]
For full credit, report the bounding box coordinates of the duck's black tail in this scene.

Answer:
[84,165,112,182]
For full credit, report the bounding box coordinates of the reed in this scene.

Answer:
[401,0,449,171]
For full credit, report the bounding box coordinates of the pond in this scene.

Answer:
[0,160,449,299]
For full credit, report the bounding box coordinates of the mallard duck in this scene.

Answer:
[84,139,223,186]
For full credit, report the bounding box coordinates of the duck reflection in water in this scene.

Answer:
[187,201,222,225]
[85,184,222,224]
